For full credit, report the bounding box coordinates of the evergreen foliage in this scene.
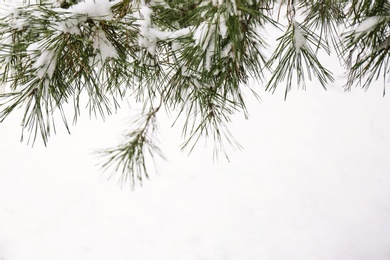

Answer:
[0,0,389,186]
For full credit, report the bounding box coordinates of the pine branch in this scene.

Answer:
[266,19,334,99]
[343,4,390,93]
[97,100,165,188]
[1,0,390,186]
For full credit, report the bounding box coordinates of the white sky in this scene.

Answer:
[1,82,390,260]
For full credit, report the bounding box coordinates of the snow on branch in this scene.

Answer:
[1,0,389,184]
[55,0,115,20]
[354,16,384,37]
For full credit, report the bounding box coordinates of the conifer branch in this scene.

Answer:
[1,0,390,185]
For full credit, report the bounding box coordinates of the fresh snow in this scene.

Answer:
[355,16,382,37]
[92,29,118,63]
[61,0,114,20]
[53,17,82,35]
[193,21,217,71]
[134,4,191,56]
[33,49,58,79]
[218,12,228,39]
[293,20,306,51]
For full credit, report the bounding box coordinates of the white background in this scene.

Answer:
[1,3,390,259]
